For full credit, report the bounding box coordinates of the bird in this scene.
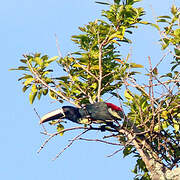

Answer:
[39,102,124,125]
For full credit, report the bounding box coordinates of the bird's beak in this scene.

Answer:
[39,108,65,124]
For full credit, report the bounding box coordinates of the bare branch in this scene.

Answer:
[34,108,47,133]
[37,126,88,154]
[97,28,111,102]
[106,148,123,157]
[97,42,103,102]
[38,125,118,154]
[103,134,119,139]
[52,129,89,160]
[55,33,62,58]
[148,56,155,133]
[142,79,180,88]
[153,51,169,70]
[77,137,122,146]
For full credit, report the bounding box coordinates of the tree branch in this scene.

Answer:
[37,126,87,153]
[52,129,89,161]
[97,42,103,102]
[148,56,155,133]
[77,137,122,146]
[26,57,81,108]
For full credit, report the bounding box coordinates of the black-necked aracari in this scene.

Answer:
[40,102,124,125]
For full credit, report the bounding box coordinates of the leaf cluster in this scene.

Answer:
[11,0,145,106]
[10,54,58,104]
[151,4,180,71]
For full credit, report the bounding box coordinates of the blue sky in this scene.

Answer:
[1,0,179,180]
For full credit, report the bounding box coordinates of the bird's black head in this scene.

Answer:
[39,106,81,124]
[62,106,81,123]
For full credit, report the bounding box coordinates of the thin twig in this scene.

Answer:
[38,125,118,154]
[153,51,169,70]
[103,134,118,139]
[169,71,180,93]
[106,148,123,157]
[52,129,89,161]
[34,108,47,133]
[142,79,180,88]
[55,33,62,58]
[148,56,155,133]
[97,28,111,102]
[97,42,103,102]
[37,126,88,154]
[77,137,121,146]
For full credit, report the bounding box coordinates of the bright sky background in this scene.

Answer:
[1,0,179,180]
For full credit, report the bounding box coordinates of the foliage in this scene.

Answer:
[155,4,180,71]
[10,0,145,106]
[11,0,180,179]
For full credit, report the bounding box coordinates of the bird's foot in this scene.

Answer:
[105,121,114,127]
[100,125,106,132]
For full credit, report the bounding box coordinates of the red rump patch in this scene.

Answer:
[105,103,123,111]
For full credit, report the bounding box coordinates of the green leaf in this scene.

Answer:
[91,65,99,70]
[162,121,170,129]
[29,91,37,104]
[20,59,27,63]
[150,23,160,31]
[18,74,33,81]
[38,89,43,100]
[139,21,149,25]
[130,63,144,68]
[173,119,179,132]
[43,89,48,95]
[34,57,43,66]
[73,89,81,94]
[161,73,172,78]
[9,66,28,71]
[158,16,171,19]
[95,1,110,5]
[22,86,30,92]
[174,48,180,56]
[124,89,133,101]
[154,124,160,132]
[157,19,169,23]
[109,32,124,41]
[152,67,158,75]
[141,100,149,111]
[90,83,97,89]
[42,71,50,76]
[47,56,59,63]
[34,53,41,57]
[73,64,82,68]
[57,124,65,136]
[114,0,120,4]
[123,146,133,157]
[24,78,34,86]
[18,66,28,70]
[161,111,168,120]
[171,64,179,71]
[49,120,59,125]
[49,90,58,100]
[171,4,177,15]
[174,28,180,37]
[31,84,38,93]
